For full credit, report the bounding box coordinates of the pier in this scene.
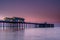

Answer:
[0,21,54,29]
[0,17,54,30]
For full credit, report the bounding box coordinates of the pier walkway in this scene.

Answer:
[0,21,54,30]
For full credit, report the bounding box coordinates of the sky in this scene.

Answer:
[0,0,60,23]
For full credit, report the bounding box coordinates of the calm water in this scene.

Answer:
[0,27,60,40]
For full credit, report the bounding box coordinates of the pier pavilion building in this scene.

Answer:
[4,17,25,22]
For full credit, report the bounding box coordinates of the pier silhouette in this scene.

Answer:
[0,17,54,30]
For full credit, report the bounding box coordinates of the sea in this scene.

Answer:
[0,24,60,40]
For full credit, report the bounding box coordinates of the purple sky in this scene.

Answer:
[0,0,60,23]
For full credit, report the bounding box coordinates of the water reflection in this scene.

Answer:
[0,27,25,40]
[24,28,60,40]
[0,27,24,32]
[0,27,60,40]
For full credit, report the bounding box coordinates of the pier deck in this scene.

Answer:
[0,21,54,30]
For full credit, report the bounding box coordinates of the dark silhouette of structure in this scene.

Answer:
[4,17,25,22]
[0,17,54,30]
